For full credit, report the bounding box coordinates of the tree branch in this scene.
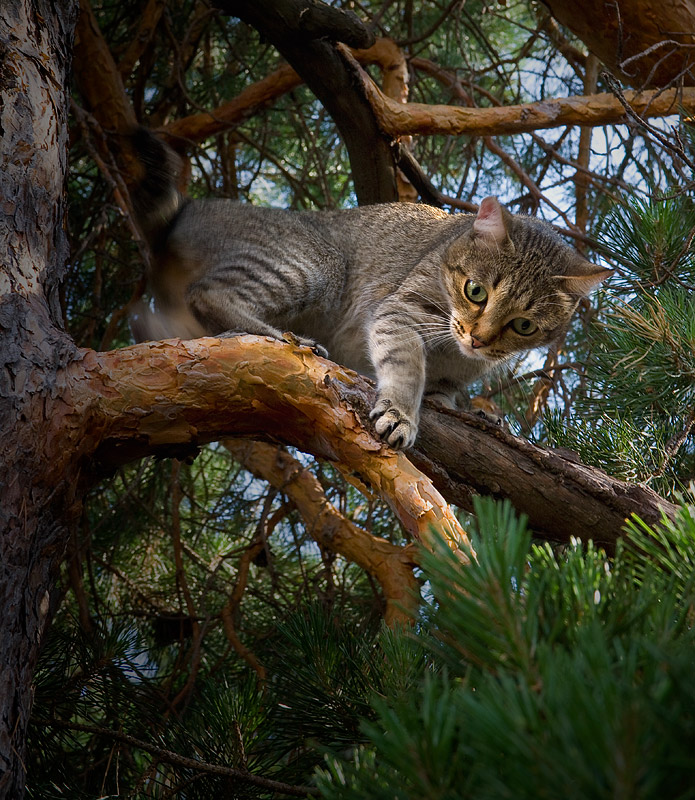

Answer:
[73,0,137,132]
[411,401,677,552]
[351,62,691,137]
[75,336,470,556]
[225,439,421,626]
[218,534,268,682]
[215,0,398,204]
[163,64,304,144]
[33,718,318,797]
[74,337,675,554]
[116,0,166,78]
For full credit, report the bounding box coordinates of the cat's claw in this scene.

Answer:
[369,399,418,449]
[307,340,329,359]
[474,407,505,427]
[282,331,329,359]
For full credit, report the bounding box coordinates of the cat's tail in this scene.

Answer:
[129,126,184,245]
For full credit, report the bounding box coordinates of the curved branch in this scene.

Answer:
[163,63,304,144]
[216,0,398,204]
[75,336,470,555]
[71,336,676,556]
[218,537,268,682]
[161,40,408,147]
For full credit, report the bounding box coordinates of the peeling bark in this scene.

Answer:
[75,335,674,556]
[73,337,470,554]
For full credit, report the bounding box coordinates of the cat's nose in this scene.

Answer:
[470,335,487,349]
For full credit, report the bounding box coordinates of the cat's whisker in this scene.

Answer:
[383,330,454,348]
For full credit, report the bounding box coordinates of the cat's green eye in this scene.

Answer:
[464,280,488,304]
[511,318,538,335]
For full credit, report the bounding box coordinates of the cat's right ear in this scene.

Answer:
[555,258,614,297]
[472,197,509,244]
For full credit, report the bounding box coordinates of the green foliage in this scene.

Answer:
[28,446,393,796]
[30,492,695,798]
[600,194,695,287]
[316,497,695,800]
[544,191,695,495]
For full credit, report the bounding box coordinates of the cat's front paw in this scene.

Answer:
[369,398,418,449]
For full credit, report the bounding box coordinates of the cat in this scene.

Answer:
[130,128,612,450]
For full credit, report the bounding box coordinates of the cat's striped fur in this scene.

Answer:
[131,130,612,449]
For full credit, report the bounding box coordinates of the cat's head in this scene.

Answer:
[442,196,612,364]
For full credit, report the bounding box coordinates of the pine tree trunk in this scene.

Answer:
[0,1,78,796]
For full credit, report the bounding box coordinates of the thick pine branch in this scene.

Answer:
[412,406,676,552]
[80,337,675,553]
[76,336,470,554]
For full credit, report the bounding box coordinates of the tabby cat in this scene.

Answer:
[131,129,612,449]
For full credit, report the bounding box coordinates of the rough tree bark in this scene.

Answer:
[541,0,695,88]
[0,0,78,796]
[77,337,469,551]
[82,337,674,553]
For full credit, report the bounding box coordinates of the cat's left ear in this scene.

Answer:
[555,258,614,297]
[472,196,511,244]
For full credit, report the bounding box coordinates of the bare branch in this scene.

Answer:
[34,718,318,797]
[353,64,690,137]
